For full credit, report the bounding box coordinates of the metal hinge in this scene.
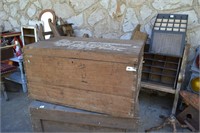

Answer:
[126,66,137,72]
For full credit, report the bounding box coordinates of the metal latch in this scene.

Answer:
[126,66,137,72]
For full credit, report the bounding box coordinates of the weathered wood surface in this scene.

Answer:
[177,105,199,131]
[180,90,199,110]
[29,101,139,132]
[24,36,146,118]
[24,36,144,63]
[171,44,190,115]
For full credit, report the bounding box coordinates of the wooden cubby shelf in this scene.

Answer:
[142,52,181,88]
[21,25,38,46]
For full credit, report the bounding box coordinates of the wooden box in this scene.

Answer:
[29,100,139,132]
[24,36,145,118]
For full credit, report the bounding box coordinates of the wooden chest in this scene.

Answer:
[29,100,139,132]
[24,37,145,118]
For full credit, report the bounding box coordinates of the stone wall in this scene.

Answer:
[1,0,200,83]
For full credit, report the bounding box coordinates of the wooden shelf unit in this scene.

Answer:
[142,52,181,88]
[21,25,38,46]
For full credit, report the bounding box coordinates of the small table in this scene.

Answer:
[1,31,27,93]
[9,57,27,93]
[1,63,17,100]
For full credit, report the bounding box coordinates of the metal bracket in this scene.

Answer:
[126,66,137,72]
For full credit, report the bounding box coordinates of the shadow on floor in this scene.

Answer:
[1,89,191,132]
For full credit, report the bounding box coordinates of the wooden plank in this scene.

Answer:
[180,90,199,110]
[132,31,148,41]
[28,82,135,118]
[0,44,16,49]
[25,55,137,97]
[30,118,43,132]
[29,101,138,132]
[24,48,139,65]
[41,120,126,132]
[23,36,144,64]
[171,44,190,114]
[141,81,175,94]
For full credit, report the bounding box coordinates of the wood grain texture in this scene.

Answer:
[29,101,139,132]
[23,36,144,64]
[24,37,145,118]
[171,44,190,114]
[25,55,137,97]
[28,82,135,118]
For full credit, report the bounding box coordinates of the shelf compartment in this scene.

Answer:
[24,37,36,45]
[165,62,178,69]
[144,58,179,65]
[142,73,149,80]
[142,52,182,88]
[152,61,164,67]
[21,25,38,46]
[161,76,175,86]
[142,70,177,78]
[166,56,180,63]
[143,66,151,72]
[154,54,166,60]
[23,34,36,37]
[149,73,161,82]
[23,28,35,35]
[143,64,177,71]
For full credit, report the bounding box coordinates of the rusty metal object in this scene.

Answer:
[145,115,188,133]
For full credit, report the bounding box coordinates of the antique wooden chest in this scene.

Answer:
[24,36,145,118]
[29,100,139,132]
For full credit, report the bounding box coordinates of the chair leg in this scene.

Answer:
[1,83,9,101]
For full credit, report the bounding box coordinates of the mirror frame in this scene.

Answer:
[38,9,56,39]
[39,9,56,25]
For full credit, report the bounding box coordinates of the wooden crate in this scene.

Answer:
[29,100,139,132]
[24,36,146,118]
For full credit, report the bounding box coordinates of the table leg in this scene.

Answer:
[18,60,27,93]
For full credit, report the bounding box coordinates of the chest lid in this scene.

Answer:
[24,37,144,64]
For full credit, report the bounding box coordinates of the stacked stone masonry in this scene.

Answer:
[0,0,200,83]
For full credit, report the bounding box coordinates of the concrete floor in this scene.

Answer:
[1,88,191,132]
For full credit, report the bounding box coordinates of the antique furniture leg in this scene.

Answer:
[9,58,27,93]
[145,115,188,133]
